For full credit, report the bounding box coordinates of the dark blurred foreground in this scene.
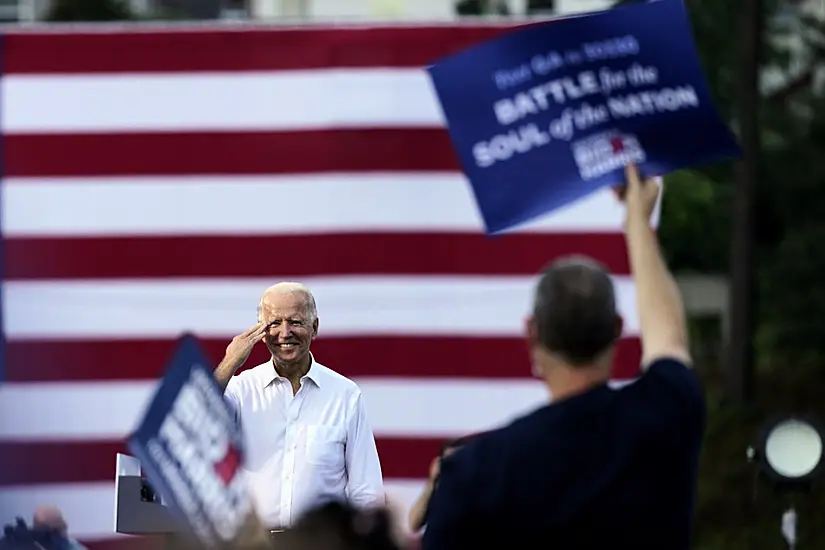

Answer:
[1,500,407,550]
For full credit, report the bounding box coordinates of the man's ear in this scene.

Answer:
[312,318,320,340]
[526,315,545,379]
[525,315,538,347]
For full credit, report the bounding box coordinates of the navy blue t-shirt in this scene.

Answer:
[421,358,705,550]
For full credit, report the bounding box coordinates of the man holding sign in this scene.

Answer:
[213,282,385,535]
[421,165,705,549]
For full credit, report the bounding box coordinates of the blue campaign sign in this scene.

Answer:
[427,0,742,234]
[127,334,252,548]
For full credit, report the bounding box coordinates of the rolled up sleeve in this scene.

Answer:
[223,378,242,426]
[344,391,385,508]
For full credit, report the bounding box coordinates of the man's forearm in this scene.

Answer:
[408,482,435,531]
[626,216,688,364]
[214,359,240,393]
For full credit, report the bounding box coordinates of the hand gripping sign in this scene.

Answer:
[427,0,742,234]
[128,335,264,549]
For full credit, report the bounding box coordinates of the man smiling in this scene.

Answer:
[214,282,385,534]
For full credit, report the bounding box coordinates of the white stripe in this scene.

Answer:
[2,70,442,133]
[0,377,637,440]
[0,480,427,540]
[3,175,632,236]
[0,378,543,439]
[4,276,639,340]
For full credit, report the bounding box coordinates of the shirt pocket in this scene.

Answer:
[304,424,345,469]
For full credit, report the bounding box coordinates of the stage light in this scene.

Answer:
[749,415,824,491]
[747,415,824,550]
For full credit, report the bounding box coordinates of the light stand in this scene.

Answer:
[747,415,825,549]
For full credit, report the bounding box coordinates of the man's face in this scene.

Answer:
[259,292,318,367]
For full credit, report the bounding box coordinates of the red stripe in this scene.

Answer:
[4,27,519,74]
[5,233,630,280]
[4,337,641,382]
[4,129,457,178]
[0,437,447,486]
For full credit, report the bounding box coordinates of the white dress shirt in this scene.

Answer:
[224,355,385,527]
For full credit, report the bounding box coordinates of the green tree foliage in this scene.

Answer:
[657,169,731,273]
[755,88,825,371]
[45,0,134,21]
[746,14,825,371]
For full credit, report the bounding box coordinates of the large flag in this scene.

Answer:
[0,24,644,550]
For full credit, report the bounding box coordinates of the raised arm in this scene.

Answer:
[619,164,691,369]
[214,322,268,392]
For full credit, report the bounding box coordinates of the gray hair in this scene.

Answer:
[258,282,318,324]
[532,255,617,366]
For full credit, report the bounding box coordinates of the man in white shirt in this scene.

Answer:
[213,282,385,531]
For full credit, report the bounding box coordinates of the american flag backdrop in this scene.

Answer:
[0,23,648,550]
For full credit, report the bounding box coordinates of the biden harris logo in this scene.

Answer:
[570,130,646,181]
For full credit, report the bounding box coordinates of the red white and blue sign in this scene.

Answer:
[427,0,742,234]
[128,334,252,548]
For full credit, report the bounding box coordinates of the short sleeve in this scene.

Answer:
[223,378,242,425]
[627,358,705,437]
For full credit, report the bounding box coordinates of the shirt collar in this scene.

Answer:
[259,352,323,388]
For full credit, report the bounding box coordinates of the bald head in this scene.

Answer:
[531,255,621,366]
[32,505,67,535]
[259,282,317,324]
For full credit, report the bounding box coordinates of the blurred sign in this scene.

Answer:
[128,335,253,548]
[427,0,742,234]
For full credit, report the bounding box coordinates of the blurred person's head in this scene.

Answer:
[31,506,67,537]
[257,282,319,376]
[277,500,403,550]
[526,255,622,398]
[0,514,72,550]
